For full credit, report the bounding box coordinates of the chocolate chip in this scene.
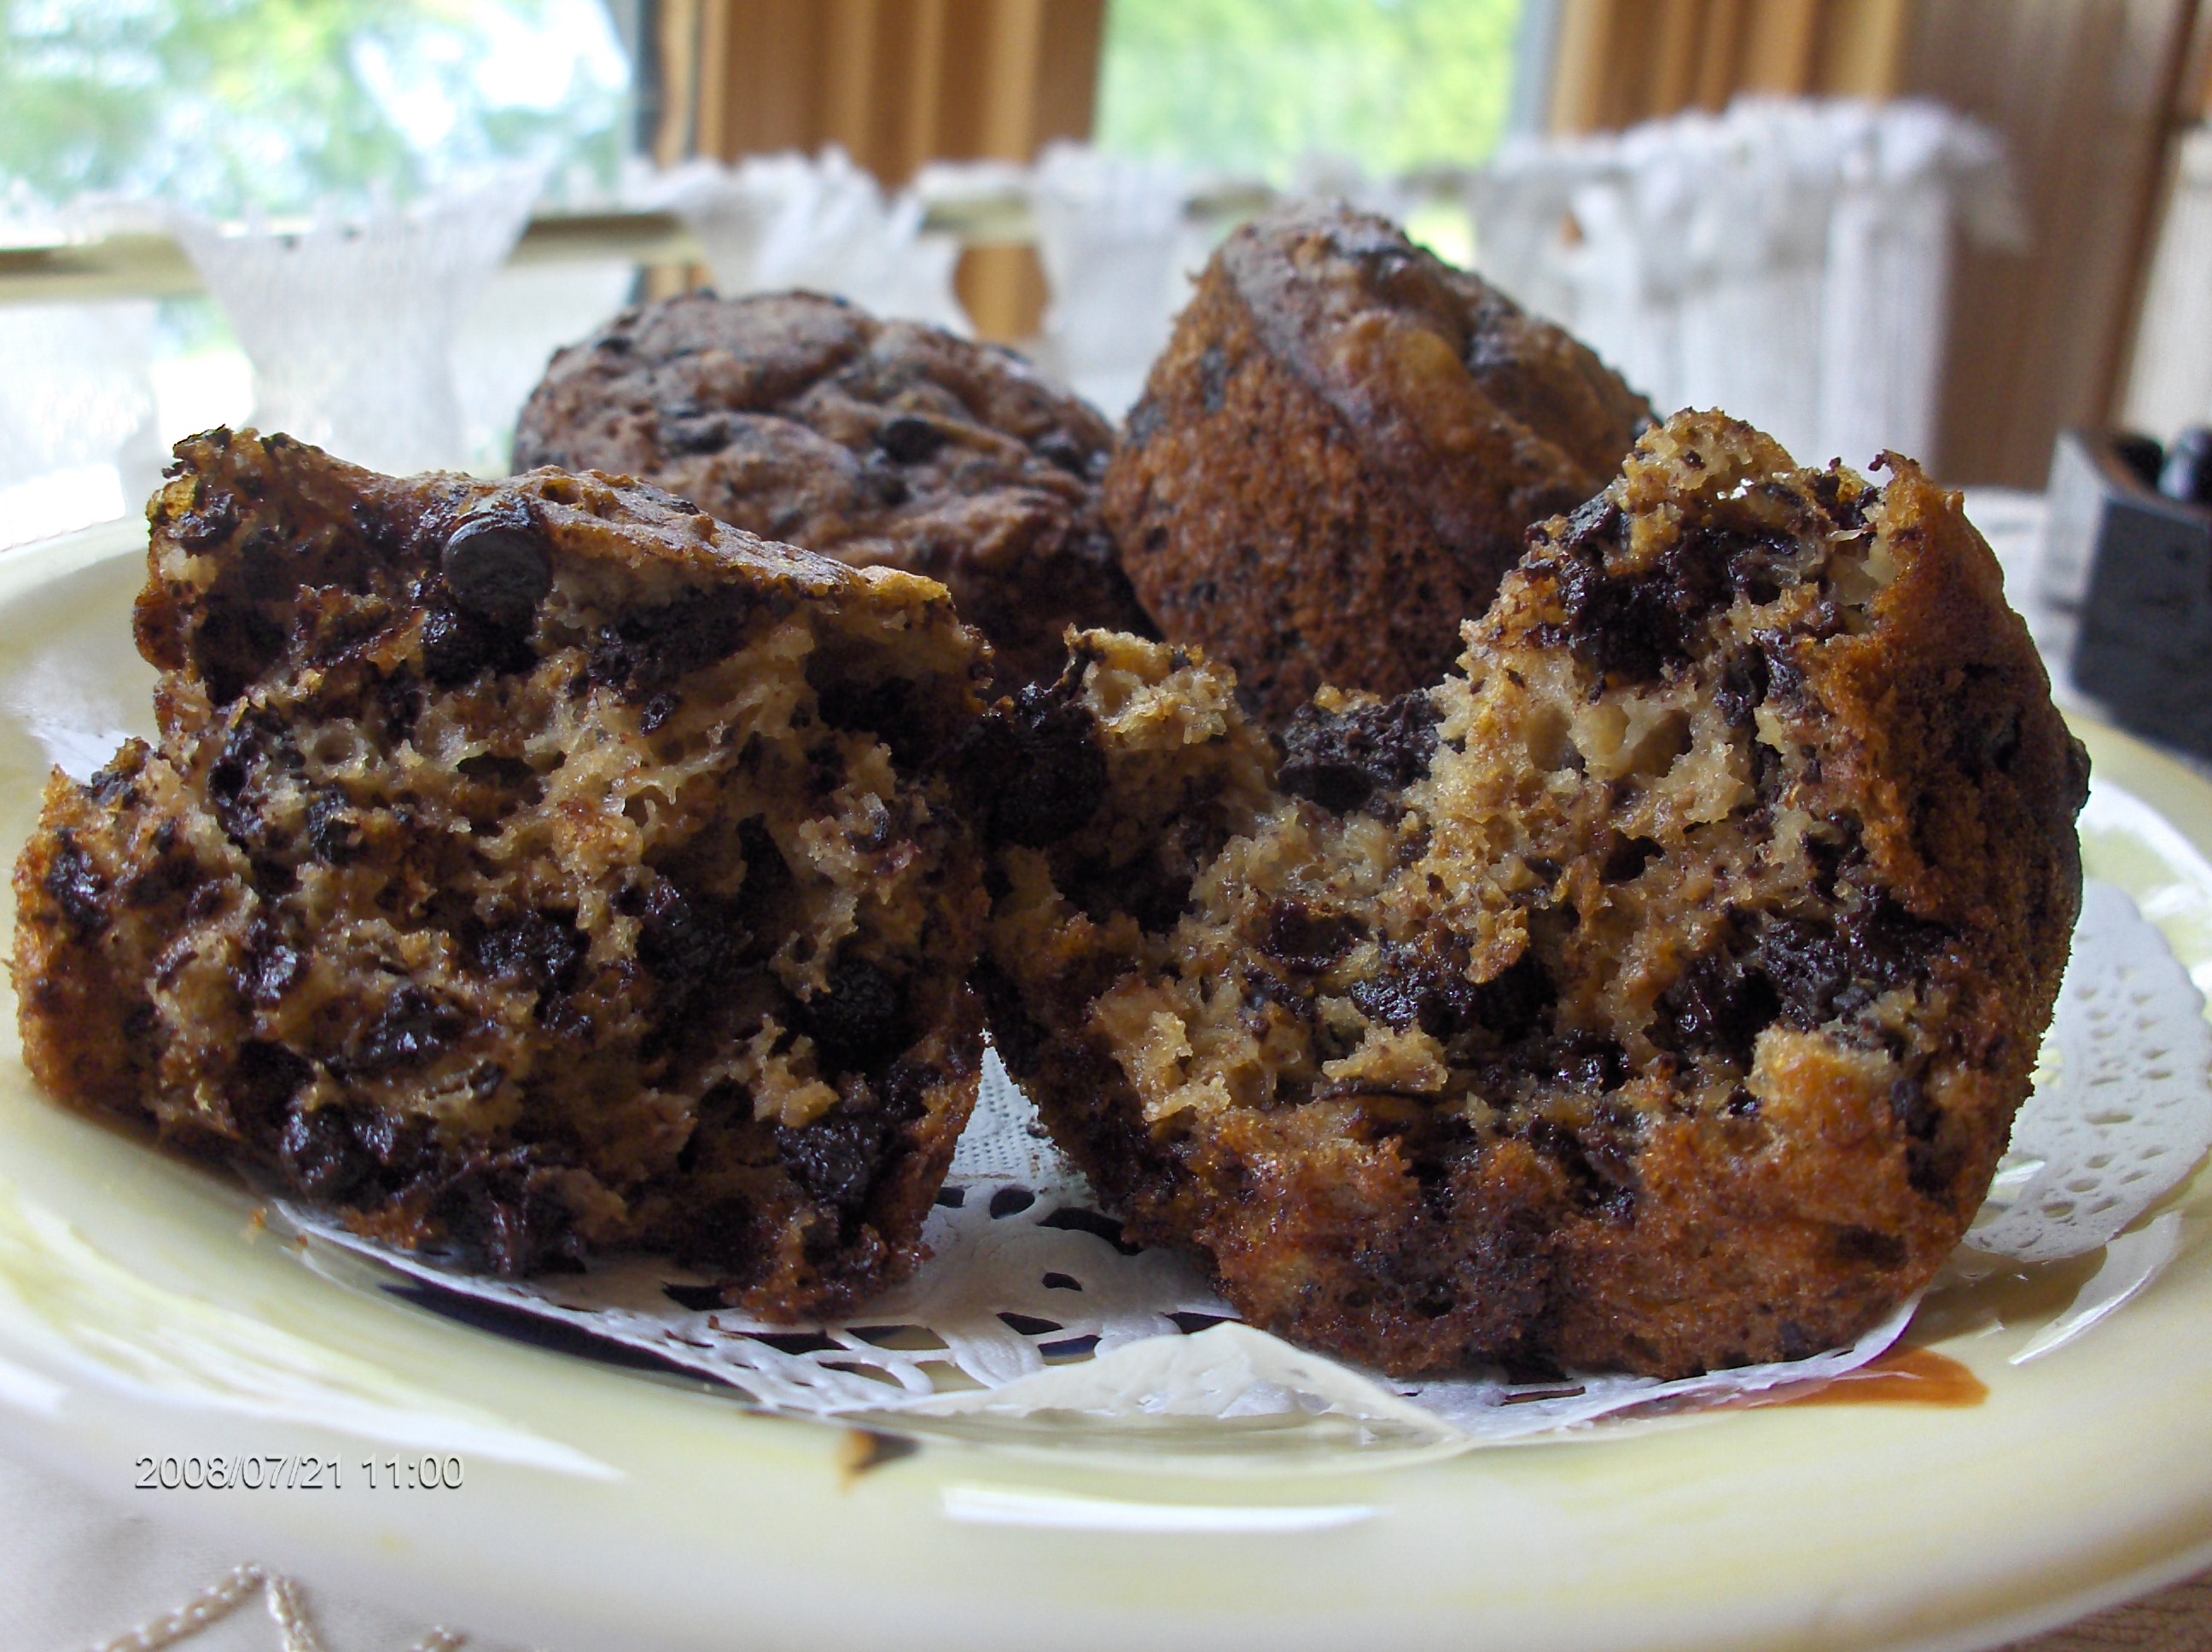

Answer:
[1259,899,1359,973]
[775,1111,892,1220]
[43,832,108,938]
[1278,691,1441,814]
[430,1150,587,1275]
[420,602,534,687]
[279,1104,371,1201]
[1125,399,1164,448]
[662,411,732,456]
[228,1040,311,1131]
[955,666,1108,847]
[876,415,947,464]
[443,502,552,631]
[471,910,587,995]
[1834,1224,1908,1268]
[862,454,911,508]
[1551,1033,1629,1093]
[795,957,911,1073]
[636,879,736,998]
[304,788,360,865]
[589,586,755,692]
[247,931,308,1007]
[348,986,463,1075]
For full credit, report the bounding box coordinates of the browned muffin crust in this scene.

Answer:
[513,290,1156,689]
[982,412,2087,1378]
[1105,203,1654,725]
[15,428,992,1318]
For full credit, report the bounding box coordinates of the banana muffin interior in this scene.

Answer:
[15,429,990,1318]
[981,411,2087,1377]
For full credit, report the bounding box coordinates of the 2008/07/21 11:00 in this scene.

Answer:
[134,1455,464,1490]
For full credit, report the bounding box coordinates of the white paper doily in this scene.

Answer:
[290,876,2212,1446]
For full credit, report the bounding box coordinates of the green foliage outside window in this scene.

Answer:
[0,0,630,215]
[1096,0,1525,181]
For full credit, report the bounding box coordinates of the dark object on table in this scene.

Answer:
[2157,426,2212,508]
[2048,428,2212,760]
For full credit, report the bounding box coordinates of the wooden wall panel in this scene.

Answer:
[1907,0,2197,484]
[1548,0,2199,484]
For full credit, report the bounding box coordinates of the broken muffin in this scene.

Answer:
[15,428,990,1318]
[981,410,2087,1378]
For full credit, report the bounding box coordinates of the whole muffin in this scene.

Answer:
[1105,203,1654,725]
[15,428,990,1318]
[514,291,1156,689]
[979,411,2087,1378]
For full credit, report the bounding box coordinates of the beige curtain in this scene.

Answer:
[1548,0,1912,133]
[653,0,1107,340]
[1547,0,2205,486]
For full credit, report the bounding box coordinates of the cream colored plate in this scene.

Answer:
[3,520,2209,1652]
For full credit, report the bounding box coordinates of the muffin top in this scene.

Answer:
[514,291,1154,687]
[1214,203,1656,553]
[1105,204,1655,724]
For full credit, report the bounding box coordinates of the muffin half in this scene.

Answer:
[15,429,990,1318]
[982,411,2087,1377]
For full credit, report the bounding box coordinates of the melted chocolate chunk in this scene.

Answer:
[43,832,108,938]
[471,910,587,995]
[590,586,755,692]
[1658,940,1780,1068]
[430,1150,587,1275]
[795,957,911,1073]
[1352,944,1554,1045]
[194,603,286,706]
[227,1040,312,1130]
[776,1110,893,1220]
[1259,900,1359,973]
[346,987,464,1075]
[956,666,1109,847]
[1278,691,1441,814]
[420,602,535,687]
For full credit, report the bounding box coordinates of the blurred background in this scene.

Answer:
[3,0,2210,552]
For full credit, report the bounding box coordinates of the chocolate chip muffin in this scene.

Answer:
[1105,202,1655,726]
[15,428,991,1318]
[981,411,2087,1378]
[513,291,1156,689]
